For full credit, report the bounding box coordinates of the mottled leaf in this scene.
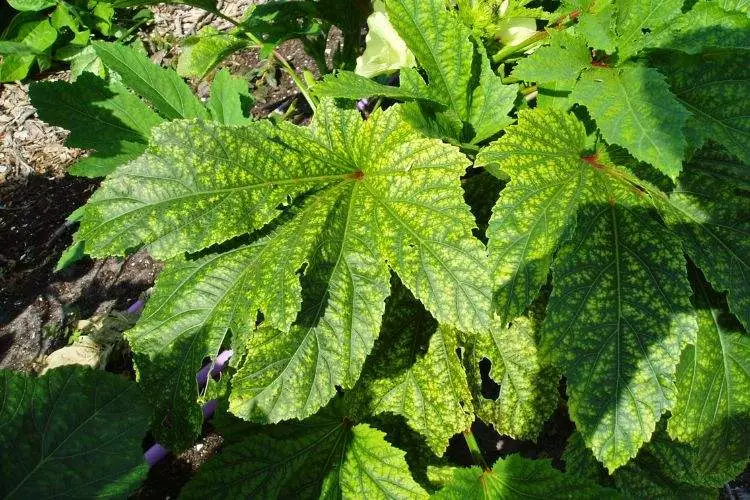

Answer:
[668,270,750,463]
[340,424,429,499]
[541,164,697,471]
[180,409,350,499]
[470,318,558,440]
[98,101,490,444]
[477,108,590,323]
[656,151,750,329]
[367,325,474,455]
[433,454,617,499]
[385,0,474,119]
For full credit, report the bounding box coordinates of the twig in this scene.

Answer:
[212,11,318,112]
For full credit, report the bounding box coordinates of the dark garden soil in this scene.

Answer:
[135,428,225,499]
[0,174,161,371]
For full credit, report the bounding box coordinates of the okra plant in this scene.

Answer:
[24,0,750,496]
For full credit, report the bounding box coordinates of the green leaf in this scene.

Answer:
[0,367,149,498]
[207,68,253,125]
[467,46,517,144]
[240,1,322,48]
[477,108,590,323]
[716,0,750,14]
[29,72,163,177]
[69,142,152,178]
[92,1,115,35]
[340,424,429,499]
[433,454,617,499]
[668,270,750,463]
[180,409,351,499]
[99,101,490,443]
[0,40,37,55]
[0,17,56,82]
[312,70,443,103]
[656,151,750,329]
[69,45,106,81]
[571,64,689,180]
[385,0,474,119]
[511,31,591,87]
[647,2,750,54]
[469,318,558,440]
[126,194,338,448]
[49,1,79,31]
[367,325,474,456]
[177,26,250,78]
[536,80,574,110]
[93,41,208,120]
[0,54,35,82]
[7,0,55,11]
[614,0,683,59]
[613,426,742,498]
[577,3,617,53]
[541,165,697,472]
[653,52,750,165]
[562,432,608,481]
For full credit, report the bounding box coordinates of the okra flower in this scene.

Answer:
[355,0,416,78]
[494,0,537,47]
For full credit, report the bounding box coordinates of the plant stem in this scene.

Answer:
[492,10,581,63]
[462,429,490,471]
[213,10,242,28]
[217,12,318,113]
[118,17,151,42]
[492,30,549,63]
[270,50,318,113]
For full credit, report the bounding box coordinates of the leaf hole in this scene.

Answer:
[479,358,501,399]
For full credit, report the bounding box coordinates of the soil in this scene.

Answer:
[0,175,161,371]
[135,428,224,499]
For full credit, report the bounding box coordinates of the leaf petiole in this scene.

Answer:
[462,429,490,471]
[209,10,319,113]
